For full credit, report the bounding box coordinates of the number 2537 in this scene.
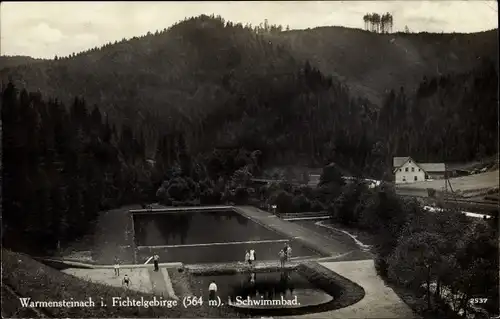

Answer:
[471,298,488,304]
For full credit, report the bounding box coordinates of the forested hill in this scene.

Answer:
[273,27,498,105]
[376,57,498,167]
[0,55,48,70]
[1,15,497,173]
[0,15,374,168]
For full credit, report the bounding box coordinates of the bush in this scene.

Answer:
[311,200,326,212]
[292,194,312,212]
[319,163,345,187]
[267,190,294,214]
[374,256,389,278]
[427,188,436,198]
[233,187,249,205]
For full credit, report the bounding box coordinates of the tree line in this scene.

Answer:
[363,12,394,33]
[1,84,158,253]
[52,15,289,61]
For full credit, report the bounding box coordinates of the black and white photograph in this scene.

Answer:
[1,1,499,318]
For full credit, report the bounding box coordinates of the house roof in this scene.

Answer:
[393,157,410,168]
[393,156,446,173]
[419,163,446,172]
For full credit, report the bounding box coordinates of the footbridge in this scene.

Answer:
[280,211,331,221]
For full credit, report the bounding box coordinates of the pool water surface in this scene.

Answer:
[133,210,283,246]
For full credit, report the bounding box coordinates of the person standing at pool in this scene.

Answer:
[279,249,286,267]
[153,254,159,271]
[114,257,120,276]
[208,281,218,301]
[249,249,256,266]
[245,250,250,265]
[286,243,292,261]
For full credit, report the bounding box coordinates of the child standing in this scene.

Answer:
[245,250,250,265]
[249,249,256,266]
[153,254,159,271]
[208,281,218,301]
[123,274,131,288]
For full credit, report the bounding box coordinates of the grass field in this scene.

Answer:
[62,268,154,294]
[396,170,499,196]
[59,205,139,264]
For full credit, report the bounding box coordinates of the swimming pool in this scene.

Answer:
[132,209,322,264]
[189,269,336,316]
[191,270,317,302]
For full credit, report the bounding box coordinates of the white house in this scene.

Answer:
[393,157,446,184]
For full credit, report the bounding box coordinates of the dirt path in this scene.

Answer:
[63,268,153,294]
[236,206,368,260]
[283,260,417,319]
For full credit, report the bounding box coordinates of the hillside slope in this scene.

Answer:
[273,27,498,105]
[0,16,372,166]
[1,249,232,318]
[0,55,48,70]
[0,15,497,171]
[1,16,306,135]
[376,57,498,165]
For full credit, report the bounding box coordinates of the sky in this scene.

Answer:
[1,1,498,59]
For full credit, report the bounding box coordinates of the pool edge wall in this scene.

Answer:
[220,260,366,316]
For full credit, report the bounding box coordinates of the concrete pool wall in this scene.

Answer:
[187,261,366,316]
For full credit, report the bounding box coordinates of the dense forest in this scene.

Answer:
[1,15,497,176]
[1,83,151,252]
[376,57,498,167]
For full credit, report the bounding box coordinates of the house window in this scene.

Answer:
[399,169,402,172]
[411,167,415,172]
[403,176,406,182]
[418,169,421,171]
[414,176,418,181]
[405,167,409,172]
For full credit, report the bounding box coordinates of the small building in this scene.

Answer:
[393,157,446,184]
